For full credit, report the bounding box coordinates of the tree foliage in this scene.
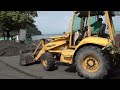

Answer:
[0,11,38,31]
[26,24,42,35]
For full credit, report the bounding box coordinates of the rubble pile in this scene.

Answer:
[114,34,120,47]
[0,41,36,56]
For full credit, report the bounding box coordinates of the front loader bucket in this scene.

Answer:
[19,39,48,66]
[19,49,35,66]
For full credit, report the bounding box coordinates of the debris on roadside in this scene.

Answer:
[0,40,38,56]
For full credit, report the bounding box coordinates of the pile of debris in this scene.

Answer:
[114,34,120,48]
[0,40,37,56]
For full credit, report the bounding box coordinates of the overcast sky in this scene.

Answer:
[34,11,120,34]
[34,11,73,34]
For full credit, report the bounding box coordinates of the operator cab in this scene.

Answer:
[72,13,85,45]
[71,11,108,46]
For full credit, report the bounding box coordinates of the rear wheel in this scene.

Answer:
[75,45,111,79]
[41,52,55,71]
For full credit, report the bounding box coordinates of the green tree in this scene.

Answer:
[0,11,38,40]
[26,24,42,35]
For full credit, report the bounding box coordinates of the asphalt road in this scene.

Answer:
[0,56,81,79]
[0,61,35,79]
[0,56,120,79]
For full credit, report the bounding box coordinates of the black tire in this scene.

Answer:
[75,45,111,79]
[41,52,55,71]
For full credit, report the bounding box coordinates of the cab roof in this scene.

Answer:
[74,11,120,17]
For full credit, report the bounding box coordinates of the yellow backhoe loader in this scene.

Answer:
[20,11,120,79]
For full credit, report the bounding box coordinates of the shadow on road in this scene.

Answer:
[55,62,77,73]
[109,68,120,79]
[56,62,120,79]
[25,61,41,66]
[49,66,59,71]
[64,66,77,73]
[23,60,120,79]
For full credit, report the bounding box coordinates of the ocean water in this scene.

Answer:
[32,31,120,41]
[32,34,63,40]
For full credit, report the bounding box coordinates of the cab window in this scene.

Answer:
[72,14,81,33]
[84,16,98,27]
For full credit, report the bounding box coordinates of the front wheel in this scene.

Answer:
[75,45,111,79]
[41,52,55,71]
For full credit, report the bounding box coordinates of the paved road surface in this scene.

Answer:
[0,61,36,79]
[0,56,81,79]
[0,56,120,79]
